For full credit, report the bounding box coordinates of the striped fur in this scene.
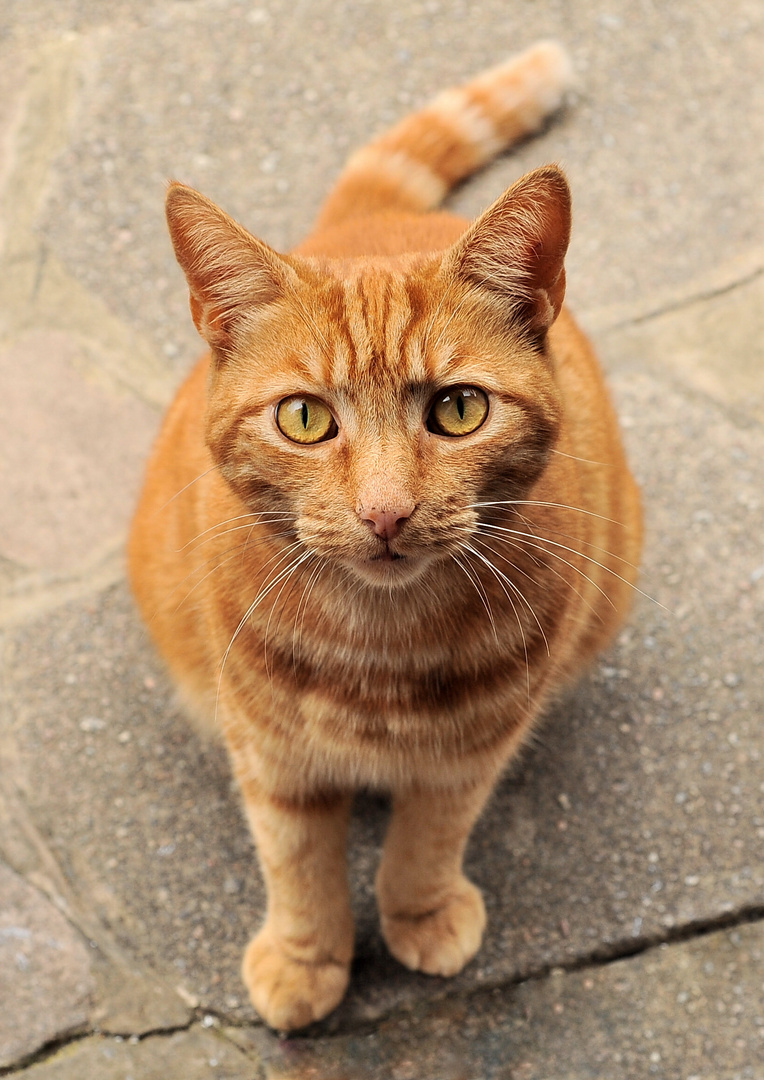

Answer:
[316,41,572,225]
[129,42,641,1032]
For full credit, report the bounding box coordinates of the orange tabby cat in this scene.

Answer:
[129,42,642,1031]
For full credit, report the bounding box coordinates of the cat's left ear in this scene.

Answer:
[165,182,298,355]
[445,165,571,338]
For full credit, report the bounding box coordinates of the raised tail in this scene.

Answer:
[315,41,573,230]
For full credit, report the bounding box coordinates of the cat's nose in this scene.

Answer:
[358,504,415,540]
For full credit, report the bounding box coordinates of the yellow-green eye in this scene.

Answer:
[428,386,489,437]
[276,396,337,444]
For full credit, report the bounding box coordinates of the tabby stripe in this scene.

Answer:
[316,41,572,228]
[343,146,448,212]
[237,630,551,719]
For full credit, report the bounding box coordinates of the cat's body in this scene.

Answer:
[129,42,642,1031]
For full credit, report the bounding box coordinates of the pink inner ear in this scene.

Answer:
[165,181,293,352]
[188,294,207,337]
[188,293,233,349]
[450,165,572,333]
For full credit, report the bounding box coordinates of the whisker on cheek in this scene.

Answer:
[478,522,659,608]
[292,558,327,671]
[214,544,315,725]
[168,530,299,616]
[472,530,603,626]
[155,463,223,515]
[181,510,295,551]
[449,552,499,645]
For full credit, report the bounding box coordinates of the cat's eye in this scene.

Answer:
[276,395,338,444]
[428,386,489,437]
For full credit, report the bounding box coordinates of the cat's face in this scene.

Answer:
[204,263,561,589]
[166,168,570,589]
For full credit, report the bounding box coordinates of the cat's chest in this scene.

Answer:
[208,546,563,774]
[231,622,550,788]
[223,588,551,754]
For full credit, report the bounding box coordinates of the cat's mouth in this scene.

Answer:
[347,544,429,587]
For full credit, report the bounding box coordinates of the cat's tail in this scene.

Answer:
[315,41,573,230]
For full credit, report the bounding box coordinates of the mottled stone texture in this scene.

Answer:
[0,865,94,1069]
[230,922,764,1079]
[19,1028,257,1080]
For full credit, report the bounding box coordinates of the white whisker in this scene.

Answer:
[549,448,613,467]
[472,529,602,626]
[214,543,313,723]
[463,540,550,658]
[156,464,221,514]
[468,499,625,528]
[461,544,533,704]
[479,522,661,610]
[478,507,642,575]
[171,530,297,614]
[263,552,317,679]
[292,558,327,670]
[181,511,294,550]
[186,518,295,552]
[478,522,617,608]
[449,552,499,644]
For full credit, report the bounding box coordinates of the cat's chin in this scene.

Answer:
[347,552,430,589]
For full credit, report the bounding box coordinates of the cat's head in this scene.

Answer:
[166,167,569,589]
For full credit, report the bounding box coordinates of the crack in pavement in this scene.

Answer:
[0,1022,198,1079]
[2,905,762,1074]
[581,249,764,338]
[604,264,764,334]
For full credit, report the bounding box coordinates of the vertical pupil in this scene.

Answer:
[301,402,309,429]
[456,394,465,420]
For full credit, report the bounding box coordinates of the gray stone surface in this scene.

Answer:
[0,864,94,1069]
[231,921,764,1079]
[1,0,763,1075]
[19,1027,257,1080]
[603,267,764,426]
[0,330,158,572]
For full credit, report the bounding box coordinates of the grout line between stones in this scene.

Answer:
[279,902,764,1042]
[4,904,761,1075]
[0,1019,197,1078]
[583,258,764,338]
[607,264,764,333]
[0,1007,275,1078]
[0,550,126,629]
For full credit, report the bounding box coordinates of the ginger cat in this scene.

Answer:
[129,42,642,1031]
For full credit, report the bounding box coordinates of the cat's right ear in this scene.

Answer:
[444,165,571,340]
[165,182,297,355]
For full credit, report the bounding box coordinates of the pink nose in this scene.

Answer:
[359,505,414,541]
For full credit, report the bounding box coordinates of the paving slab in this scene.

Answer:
[0,864,94,1070]
[0,330,159,573]
[602,267,764,426]
[230,921,764,1080]
[18,1026,258,1080]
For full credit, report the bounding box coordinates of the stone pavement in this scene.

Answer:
[1,1,762,1077]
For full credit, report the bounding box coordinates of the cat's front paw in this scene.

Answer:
[380,877,486,977]
[242,928,350,1031]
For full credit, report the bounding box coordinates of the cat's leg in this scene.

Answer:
[237,781,354,1030]
[376,778,495,976]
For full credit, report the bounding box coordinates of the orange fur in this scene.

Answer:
[129,42,642,1031]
